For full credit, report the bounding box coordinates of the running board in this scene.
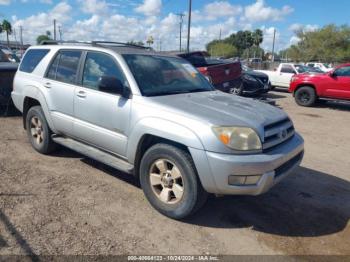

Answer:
[52,135,134,174]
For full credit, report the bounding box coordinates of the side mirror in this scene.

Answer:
[329,71,336,78]
[98,76,130,98]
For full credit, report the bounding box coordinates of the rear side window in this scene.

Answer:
[19,49,50,73]
[46,50,82,84]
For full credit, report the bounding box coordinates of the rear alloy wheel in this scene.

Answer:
[26,106,56,154]
[295,86,317,107]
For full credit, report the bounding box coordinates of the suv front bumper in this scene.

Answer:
[190,133,304,195]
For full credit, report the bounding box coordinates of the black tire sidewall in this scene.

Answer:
[140,144,200,219]
[26,106,53,154]
[295,87,316,107]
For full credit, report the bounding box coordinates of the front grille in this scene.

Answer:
[263,118,295,151]
[275,152,303,178]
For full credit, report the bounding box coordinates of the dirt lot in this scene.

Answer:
[0,90,349,256]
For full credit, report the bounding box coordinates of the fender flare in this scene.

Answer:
[126,117,205,163]
[23,85,57,133]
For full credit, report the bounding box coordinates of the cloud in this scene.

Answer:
[0,0,10,5]
[135,0,162,16]
[191,1,242,22]
[243,0,293,23]
[13,2,72,43]
[289,23,319,33]
[203,1,242,20]
[78,0,108,15]
[9,0,297,51]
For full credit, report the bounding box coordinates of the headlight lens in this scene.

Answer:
[244,74,257,82]
[212,126,262,151]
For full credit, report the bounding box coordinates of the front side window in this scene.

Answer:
[334,66,350,77]
[19,49,50,73]
[123,54,214,97]
[82,52,127,91]
[46,50,82,84]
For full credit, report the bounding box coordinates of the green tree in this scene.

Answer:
[283,24,350,63]
[207,42,237,58]
[36,34,51,44]
[2,20,12,47]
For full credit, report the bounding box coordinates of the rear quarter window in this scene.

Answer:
[19,49,50,73]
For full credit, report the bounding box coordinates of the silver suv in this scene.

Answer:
[12,42,304,219]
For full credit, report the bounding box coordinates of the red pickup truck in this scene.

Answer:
[174,51,243,94]
[289,63,350,106]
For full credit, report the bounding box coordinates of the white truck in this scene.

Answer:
[256,63,308,88]
[305,62,333,73]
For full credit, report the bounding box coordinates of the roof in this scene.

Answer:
[36,40,178,57]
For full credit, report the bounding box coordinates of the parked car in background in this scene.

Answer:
[12,42,304,219]
[0,46,20,63]
[305,62,333,72]
[0,62,18,106]
[171,51,243,95]
[256,63,317,88]
[241,64,270,95]
[290,63,350,106]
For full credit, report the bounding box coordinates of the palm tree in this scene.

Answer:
[146,36,154,47]
[2,20,12,47]
[252,29,263,58]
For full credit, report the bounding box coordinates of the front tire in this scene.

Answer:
[229,83,243,96]
[295,86,317,107]
[139,144,208,219]
[26,106,56,154]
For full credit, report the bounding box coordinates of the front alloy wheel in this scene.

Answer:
[149,159,184,204]
[139,143,208,219]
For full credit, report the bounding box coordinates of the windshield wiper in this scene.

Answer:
[147,88,212,97]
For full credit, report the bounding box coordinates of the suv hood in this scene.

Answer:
[149,91,288,132]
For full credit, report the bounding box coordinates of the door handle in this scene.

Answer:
[77,90,87,98]
[44,82,51,88]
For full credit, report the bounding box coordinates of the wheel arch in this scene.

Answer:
[293,83,318,97]
[22,92,56,132]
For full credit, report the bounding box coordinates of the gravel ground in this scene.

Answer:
[0,90,349,256]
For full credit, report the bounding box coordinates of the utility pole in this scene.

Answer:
[176,13,185,52]
[219,28,222,40]
[58,26,63,41]
[19,26,23,46]
[186,0,192,53]
[271,28,276,62]
[53,19,57,41]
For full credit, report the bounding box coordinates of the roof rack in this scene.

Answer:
[91,41,150,49]
[39,40,151,50]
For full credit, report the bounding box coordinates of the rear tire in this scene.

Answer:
[26,106,56,154]
[139,143,208,219]
[295,86,317,107]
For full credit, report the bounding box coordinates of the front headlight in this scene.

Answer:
[244,74,257,82]
[212,126,262,151]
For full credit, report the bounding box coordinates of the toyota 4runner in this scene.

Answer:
[12,41,304,219]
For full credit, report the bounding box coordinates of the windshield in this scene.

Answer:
[242,65,252,72]
[294,65,309,73]
[123,54,214,96]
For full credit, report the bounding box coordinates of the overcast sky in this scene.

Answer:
[0,0,348,51]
